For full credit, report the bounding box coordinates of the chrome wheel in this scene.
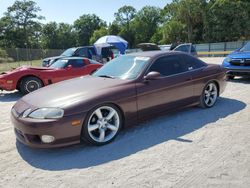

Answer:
[87,106,120,143]
[20,76,43,94]
[25,80,41,93]
[204,83,218,107]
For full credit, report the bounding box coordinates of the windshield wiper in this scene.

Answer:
[97,75,115,79]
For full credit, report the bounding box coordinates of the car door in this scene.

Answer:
[136,54,194,120]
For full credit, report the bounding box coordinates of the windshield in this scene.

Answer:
[61,48,76,56]
[93,55,150,80]
[240,42,250,52]
[49,59,68,68]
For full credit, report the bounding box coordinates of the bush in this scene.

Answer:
[0,57,14,63]
[0,49,8,58]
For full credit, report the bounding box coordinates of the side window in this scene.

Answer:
[68,59,85,68]
[191,46,196,53]
[76,48,88,57]
[148,55,185,77]
[181,54,205,70]
[174,45,190,53]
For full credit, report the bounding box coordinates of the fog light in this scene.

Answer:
[41,135,55,143]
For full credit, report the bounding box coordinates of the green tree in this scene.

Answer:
[41,22,77,49]
[161,20,186,44]
[205,0,250,42]
[162,0,206,43]
[89,27,108,45]
[40,22,59,49]
[132,6,162,45]
[108,22,121,35]
[114,6,136,47]
[74,14,106,46]
[0,0,44,48]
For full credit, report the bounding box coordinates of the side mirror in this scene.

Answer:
[66,64,72,69]
[144,71,161,80]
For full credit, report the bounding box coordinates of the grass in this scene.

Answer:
[0,60,41,73]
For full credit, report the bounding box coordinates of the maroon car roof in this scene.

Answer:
[129,51,186,58]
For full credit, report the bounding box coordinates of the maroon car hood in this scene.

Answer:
[20,76,130,108]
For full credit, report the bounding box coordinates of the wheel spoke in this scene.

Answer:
[205,90,209,95]
[205,97,209,104]
[99,129,105,142]
[211,91,217,95]
[88,124,99,131]
[106,109,116,120]
[210,96,215,103]
[107,123,118,131]
[208,84,213,91]
[95,109,103,119]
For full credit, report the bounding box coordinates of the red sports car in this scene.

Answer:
[0,57,102,94]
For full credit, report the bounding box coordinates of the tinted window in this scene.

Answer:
[76,48,88,57]
[181,54,205,70]
[148,55,185,76]
[191,46,196,53]
[67,59,84,68]
[88,47,96,56]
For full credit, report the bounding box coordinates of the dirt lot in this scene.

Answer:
[1,57,250,188]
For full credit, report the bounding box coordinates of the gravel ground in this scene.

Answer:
[1,57,250,188]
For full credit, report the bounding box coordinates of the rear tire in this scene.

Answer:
[19,76,43,94]
[199,82,218,108]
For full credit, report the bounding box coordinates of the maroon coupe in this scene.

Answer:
[11,51,227,148]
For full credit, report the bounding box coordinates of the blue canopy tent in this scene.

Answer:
[94,35,128,55]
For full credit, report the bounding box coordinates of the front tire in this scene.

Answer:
[199,82,218,108]
[81,104,122,146]
[19,76,43,94]
[226,75,235,80]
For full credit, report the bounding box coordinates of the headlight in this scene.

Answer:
[24,108,64,119]
[224,57,232,62]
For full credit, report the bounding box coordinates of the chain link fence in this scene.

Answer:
[0,40,249,72]
[0,48,64,72]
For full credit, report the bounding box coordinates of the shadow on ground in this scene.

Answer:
[0,91,23,102]
[17,97,246,171]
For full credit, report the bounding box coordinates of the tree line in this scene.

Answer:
[0,0,250,50]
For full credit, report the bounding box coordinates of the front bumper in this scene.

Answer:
[11,108,87,148]
[225,68,250,76]
[0,80,16,91]
[223,61,250,76]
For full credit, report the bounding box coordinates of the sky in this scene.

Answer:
[0,0,172,24]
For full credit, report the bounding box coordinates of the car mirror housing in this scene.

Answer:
[66,65,72,69]
[144,71,161,80]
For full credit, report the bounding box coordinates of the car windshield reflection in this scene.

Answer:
[93,55,150,80]
[240,42,250,52]
[61,48,76,56]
